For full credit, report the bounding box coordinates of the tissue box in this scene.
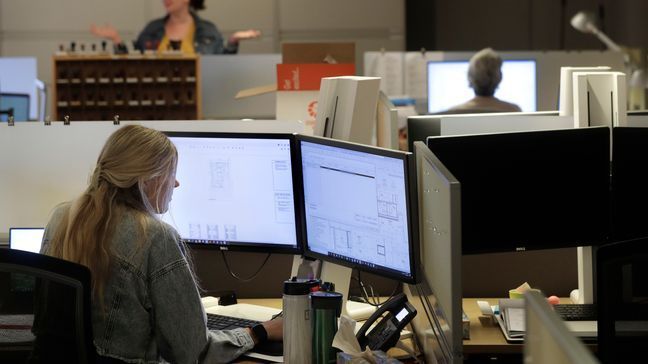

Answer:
[337,351,403,364]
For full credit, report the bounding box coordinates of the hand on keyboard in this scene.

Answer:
[206,313,284,356]
[206,313,260,331]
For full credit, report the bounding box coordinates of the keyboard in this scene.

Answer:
[206,313,283,357]
[206,313,261,331]
[554,304,597,321]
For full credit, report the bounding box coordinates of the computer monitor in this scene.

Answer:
[162,132,302,254]
[427,127,610,254]
[0,93,30,121]
[314,76,381,146]
[572,71,627,128]
[611,127,648,241]
[297,134,419,283]
[558,66,611,117]
[375,91,399,149]
[427,59,537,114]
[524,290,599,364]
[9,227,45,253]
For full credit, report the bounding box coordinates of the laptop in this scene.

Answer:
[9,227,45,253]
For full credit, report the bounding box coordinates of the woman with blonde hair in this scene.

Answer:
[39,125,280,363]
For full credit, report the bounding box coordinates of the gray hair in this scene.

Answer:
[468,48,503,97]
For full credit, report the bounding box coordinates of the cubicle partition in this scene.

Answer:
[407,111,572,152]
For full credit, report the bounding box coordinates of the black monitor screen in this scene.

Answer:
[611,127,648,241]
[298,135,419,283]
[427,127,610,254]
[163,132,301,254]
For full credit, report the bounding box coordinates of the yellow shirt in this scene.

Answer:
[157,23,196,54]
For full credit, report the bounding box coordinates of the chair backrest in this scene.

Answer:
[0,248,94,364]
[597,238,648,363]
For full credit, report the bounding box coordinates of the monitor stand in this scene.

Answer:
[571,246,594,304]
[319,261,353,316]
[290,257,377,320]
[290,255,321,280]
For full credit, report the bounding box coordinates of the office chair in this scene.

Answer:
[597,238,648,364]
[0,248,95,364]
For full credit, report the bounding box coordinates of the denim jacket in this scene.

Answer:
[42,205,254,363]
[127,12,238,55]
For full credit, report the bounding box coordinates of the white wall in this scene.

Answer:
[0,0,405,92]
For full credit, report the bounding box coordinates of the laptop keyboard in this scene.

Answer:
[206,313,261,331]
[554,304,597,321]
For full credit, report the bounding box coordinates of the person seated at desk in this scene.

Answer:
[37,125,281,363]
[91,0,260,54]
[445,48,522,114]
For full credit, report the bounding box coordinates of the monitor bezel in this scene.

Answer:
[163,131,303,255]
[296,134,420,284]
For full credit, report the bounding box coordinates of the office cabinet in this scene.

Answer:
[53,55,201,121]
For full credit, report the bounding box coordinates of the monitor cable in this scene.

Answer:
[221,251,271,282]
[355,270,401,307]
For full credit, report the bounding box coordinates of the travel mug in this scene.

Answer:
[311,291,343,364]
[283,278,320,364]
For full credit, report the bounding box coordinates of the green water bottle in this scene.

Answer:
[311,291,343,364]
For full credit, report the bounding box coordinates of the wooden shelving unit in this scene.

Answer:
[53,54,201,121]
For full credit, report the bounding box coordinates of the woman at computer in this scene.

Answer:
[39,125,281,363]
[90,0,260,54]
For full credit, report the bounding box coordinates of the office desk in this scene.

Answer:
[462,297,574,356]
[222,298,417,363]
[463,298,521,355]
[238,298,282,309]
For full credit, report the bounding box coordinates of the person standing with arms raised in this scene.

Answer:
[91,0,260,54]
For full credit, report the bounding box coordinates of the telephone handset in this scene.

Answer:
[355,293,417,352]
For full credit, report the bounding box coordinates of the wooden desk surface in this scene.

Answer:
[462,297,572,354]
[238,298,283,310]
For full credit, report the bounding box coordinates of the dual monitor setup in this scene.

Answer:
[10,132,419,294]
[161,132,420,291]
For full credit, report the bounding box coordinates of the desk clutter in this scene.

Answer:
[53,55,200,121]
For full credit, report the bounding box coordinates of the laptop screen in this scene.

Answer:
[9,228,45,253]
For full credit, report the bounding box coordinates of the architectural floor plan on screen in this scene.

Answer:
[301,142,411,274]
